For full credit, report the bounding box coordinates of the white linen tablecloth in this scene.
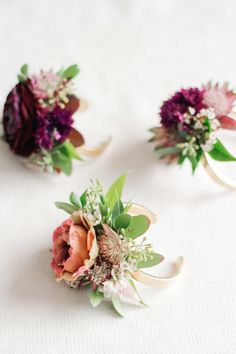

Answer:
[1,1,236,353]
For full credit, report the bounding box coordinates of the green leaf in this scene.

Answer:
[80,190,87,207]
[111,295,125,317]
[62,140,82,161]
[57,67,65,77]
[196,148,203,162]
[112,200,124,225]
[105,174,127,212]
[137,253,164,269]
[89,290,104,308]
[187,148,203,173]
[62,64,80,79]
[17,74,26,83]
[208,139,236,162]
[178,154,186,166]
[69,192,82,208]
[99,203,108,218]
[125,215,150,239]
[203,118,211,132]
[187,155,199,173]
[178,129,188,139]
[155,146,181,157]
[51,150,72,175]
[55,202,78,214]
[21,64,28,76]
[114,214,131,230]
[100,195,106,205]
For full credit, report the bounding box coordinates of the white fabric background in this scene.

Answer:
[0,1,236,353]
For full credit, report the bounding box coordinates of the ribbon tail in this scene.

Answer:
[77,136,112,157]
[128,203,157,223]
[132,256,184,288]
[202,153,236,189]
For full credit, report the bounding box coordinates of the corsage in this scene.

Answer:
[51,175,183,316]
[150,84,236,188]
[2,64,110,175]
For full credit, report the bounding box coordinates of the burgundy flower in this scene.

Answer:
[35,106,74,150]
[3,82,38,157]
[160,88,205,128]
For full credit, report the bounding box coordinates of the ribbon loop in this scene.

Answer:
[129,203,184,287]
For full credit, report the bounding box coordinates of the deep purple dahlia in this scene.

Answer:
[35,106,73,150]
[160,88,205,128]
[3,81,38,157]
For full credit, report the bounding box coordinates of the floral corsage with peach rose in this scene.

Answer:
[51,175,165,316]
[1,64,87,175]
[150,83,236,172]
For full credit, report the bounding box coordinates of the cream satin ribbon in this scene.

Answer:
[202,153,236,190]
[77,137,112,158]
[128,203,184,287]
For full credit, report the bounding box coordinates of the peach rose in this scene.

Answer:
[51,211,98,282]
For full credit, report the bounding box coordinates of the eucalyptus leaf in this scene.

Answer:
[111,295,125,317]
[114,214,131,230]
[51,150,72,175]
[208,139,236,162]
[137,253,164,269]
[125,215,150,239]
[21,64,28,76]
[63,140,82,161]
[62,64,79,79]
[155,146,181,157]
[69,192,82,208]
[105,174,127,212]
[55,202,78,214]
[89,290,104,308]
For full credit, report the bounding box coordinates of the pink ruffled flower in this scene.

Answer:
[51,212,98,282]
[30,71,62,100]
[203,83,236,117]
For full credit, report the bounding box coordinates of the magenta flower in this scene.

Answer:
[160,88,205,128]
[35,106,73,150]
[3,82,38,157]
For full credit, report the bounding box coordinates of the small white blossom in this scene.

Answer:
[197,108,216,120]
[201,133,217,152]
[103,279,138,302]
[194,120,203,130]
[188,106,196,115]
